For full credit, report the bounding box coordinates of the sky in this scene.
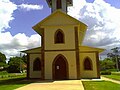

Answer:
[0,0,120,60]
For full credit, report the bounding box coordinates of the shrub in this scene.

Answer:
[100,70,111,75]
[7,65,20,73]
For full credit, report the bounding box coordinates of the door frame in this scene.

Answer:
[52,54,69,80]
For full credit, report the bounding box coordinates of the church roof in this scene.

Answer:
[21,47,41,54]
[21,45,104,54]
[33,10,87,35]
[79,46,105,53]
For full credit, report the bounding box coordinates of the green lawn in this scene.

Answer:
[102,72,120,81]
[0,71,120,90]
[103,75,120,81]
[0,72,34,90]
[82,81,120,90]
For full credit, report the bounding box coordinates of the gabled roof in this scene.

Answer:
[33,10,87,34]
[79,46,105,53]
[21,47,41,54]
[34,10,86,26]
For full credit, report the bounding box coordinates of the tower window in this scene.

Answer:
[57,0,62,9]
[33,58,41,71]
[84,57,93,70]
[55,29,64,44]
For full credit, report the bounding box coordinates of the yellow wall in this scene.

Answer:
[29,54,41,78]
[44,51,77,79]
[44,25,76,50]
[28,51,99,79]
[80,53,98,78]
[28,11,101,79]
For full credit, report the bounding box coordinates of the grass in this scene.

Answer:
[0,72,35,90]
[112,72,120,75]
[103,75,120,81]
[0,71,120,90]
[102,72,120,81]
[0,72,26,80]
[82,81,120,90]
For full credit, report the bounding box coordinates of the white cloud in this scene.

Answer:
[0,0,43,59]
[0,32,41,58]
[0,0,17,32]
[18,4,43,11]
[0,0,43,33]
[68,0,86,19]
[1,0,120,59]
[68,0,120,53]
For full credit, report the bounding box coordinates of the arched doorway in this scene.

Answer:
[52,54,68,80]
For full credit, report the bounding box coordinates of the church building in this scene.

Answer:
[22,0,104,80]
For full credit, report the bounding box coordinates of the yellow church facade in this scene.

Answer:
[23,10,104,80]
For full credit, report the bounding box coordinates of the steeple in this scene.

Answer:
[46,0,73,13]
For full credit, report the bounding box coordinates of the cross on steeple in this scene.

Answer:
[46,0,73,13]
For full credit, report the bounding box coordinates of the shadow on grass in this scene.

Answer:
[0,78,32,85]
[0,77,54,85]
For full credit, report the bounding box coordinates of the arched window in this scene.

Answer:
[33,58,41,71]
[57,0,62,9]
[55,29,64,43]
[84,57,93,70]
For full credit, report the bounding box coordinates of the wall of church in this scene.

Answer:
[78,24,87,45]
[44,51,77,79]
[80,52,98,78]
[29,54,41,78]
[44,26,76,50]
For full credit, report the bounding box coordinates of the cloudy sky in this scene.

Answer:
[0,0,120,60]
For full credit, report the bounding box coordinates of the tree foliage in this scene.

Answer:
[100,58,115,70]
[0,52,6,63]
[7,56,26,73]
[107,47,120,71]
[0,52,7,70]
[22,54,27,64]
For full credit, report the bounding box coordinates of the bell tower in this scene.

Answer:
[46,0,73,13]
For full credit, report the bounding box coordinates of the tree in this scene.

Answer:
[107,47,120,71]
[0,52,8,70]
[0,52,6,63]
[22,54,27,64]
[100,58,115,71]
[7,56,26,73]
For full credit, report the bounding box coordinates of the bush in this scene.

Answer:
[7,65,20,73]
[100,70,111,75]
